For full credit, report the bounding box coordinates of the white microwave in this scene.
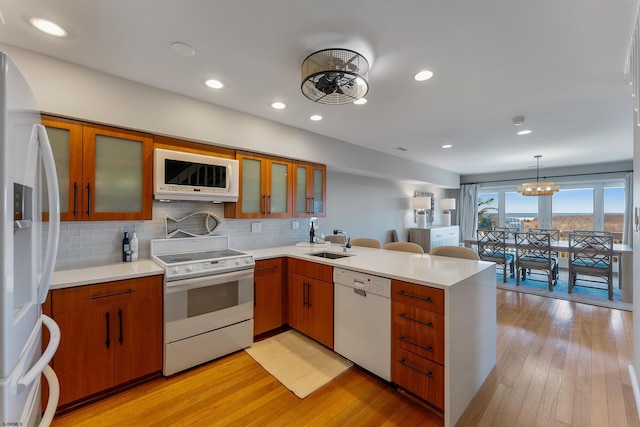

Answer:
[154,148,239,202]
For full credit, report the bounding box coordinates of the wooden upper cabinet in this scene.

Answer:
[42,116,153,221]
[292,162,326,217]
[225,151,292,219]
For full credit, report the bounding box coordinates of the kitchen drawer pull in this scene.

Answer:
[118,309,123,345]
[262,194,267,215]
[105,312,110,349]
[398,336,434,353]
[396,290,433,303]
[89,289,135,299]
[397,313,434,328]
[256,265,279,272]
[307,282,312,307]
[267,195,272,214]
[398,359,434,378]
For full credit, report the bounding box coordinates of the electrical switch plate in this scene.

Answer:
[251,222,261,233]
[292,220,299,230]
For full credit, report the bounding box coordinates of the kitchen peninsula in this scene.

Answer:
[49,244,496,427]
[251,243,497,427]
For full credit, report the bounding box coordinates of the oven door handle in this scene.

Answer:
[165,269,254,292]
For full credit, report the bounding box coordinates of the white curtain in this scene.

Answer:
[623,172,633,246]
[459,184,479,242]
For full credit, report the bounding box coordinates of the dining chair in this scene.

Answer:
[514,230,557,291]
[568,231,614,300]
[429,245,480,260]
[382,242,424,254]
[476,229,514,283]
[350,238,382,249]
[492,226,519,239]
[523,228,560,283]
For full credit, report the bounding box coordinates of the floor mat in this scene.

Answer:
[244,330,352,399]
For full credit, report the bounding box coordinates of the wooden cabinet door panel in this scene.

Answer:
[287,273,307,334]
[307,279,333,349]
[391,280,444,314]
[392,347,444,410]
[54,308,113,406]
[254,259,284,336]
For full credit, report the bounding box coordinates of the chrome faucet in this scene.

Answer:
[333,229,351,252]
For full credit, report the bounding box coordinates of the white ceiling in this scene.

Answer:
[1,0,638,175]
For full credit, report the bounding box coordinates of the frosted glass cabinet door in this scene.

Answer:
[270,161,289,214]
[241,158,262,214]
[42,116,83,221]
[312,166,325,215]
[81,125,153,221]
[295,165,308,214]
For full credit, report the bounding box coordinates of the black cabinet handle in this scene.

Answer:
[262,194,267,215]
[118,309,123,345]
[73,182,78,217]
[397,313,434,328]
[302,282,308,307]
[86,183,91,217]
[398,336,434,353]
[105,312,110,349]
[307,282,312,308]
[398,359,434,378]
[267,195,271,214]
[397,290,433,303]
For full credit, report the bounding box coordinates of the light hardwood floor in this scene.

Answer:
[51,289,639,427]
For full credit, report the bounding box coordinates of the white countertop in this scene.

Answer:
[252,243,494,289]
[50,244,493,291]
[51,259,164,290]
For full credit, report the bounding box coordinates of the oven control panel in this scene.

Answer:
[165,256,254,280]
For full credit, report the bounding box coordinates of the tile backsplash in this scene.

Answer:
[52,201,311,270]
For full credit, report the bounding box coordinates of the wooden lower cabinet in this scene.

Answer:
[51,275,162,407]
[391,279,445,411]
[287,259,333,348]
[254,258,285,336]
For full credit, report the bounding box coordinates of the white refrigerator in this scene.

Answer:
[0,53,61,425]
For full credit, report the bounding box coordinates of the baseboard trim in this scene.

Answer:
[628,365,640,420]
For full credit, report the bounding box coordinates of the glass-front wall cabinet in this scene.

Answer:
[42,116,153,221]
[293,162,326,217]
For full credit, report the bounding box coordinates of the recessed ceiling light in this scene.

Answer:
[414,70,434,81]
[30,18,67,37]
[271,102,286,110]
[205,79,224,89]
[310,115,322,121]
[172,42,195,57]
[517,129,532,135]
[442,144,452,149]
[353,98,367,105]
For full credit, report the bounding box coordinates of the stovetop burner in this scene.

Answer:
[156,248,247,265]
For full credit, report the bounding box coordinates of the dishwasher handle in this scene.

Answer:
[354,288,367,297]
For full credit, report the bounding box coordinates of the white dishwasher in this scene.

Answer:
[334,267,391,381]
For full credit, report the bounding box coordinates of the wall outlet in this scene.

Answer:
[251,222,261,233]
[292,220,299,230]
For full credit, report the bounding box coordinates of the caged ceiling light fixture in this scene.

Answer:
[517,155,560,196]
[301,48,369,104]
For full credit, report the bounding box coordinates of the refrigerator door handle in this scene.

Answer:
[35,124,60,304]
[17,315,60,391]
[39,364,59,427]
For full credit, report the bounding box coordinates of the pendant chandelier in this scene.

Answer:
[516,155,560,196]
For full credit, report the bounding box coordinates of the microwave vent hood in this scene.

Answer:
[154,148,239,203]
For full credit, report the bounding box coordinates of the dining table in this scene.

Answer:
[463,238,633,303]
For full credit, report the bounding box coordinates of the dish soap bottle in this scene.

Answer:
[122,227,131,262]
[130,226,139,261]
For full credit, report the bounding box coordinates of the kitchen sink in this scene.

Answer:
[307,251,353,259]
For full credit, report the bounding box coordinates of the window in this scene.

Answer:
[604,186,624,243]
[505,191,538,232]
[477,192,497,230]
[552,188,594,240]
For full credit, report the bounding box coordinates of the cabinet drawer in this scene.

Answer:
[392,280,444,314]
[52,276,162,315]
[288,258,332,282]
[392,302,444,339]
[255,258,283,278]
[392,347,444,410]
[393,323,444,365]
